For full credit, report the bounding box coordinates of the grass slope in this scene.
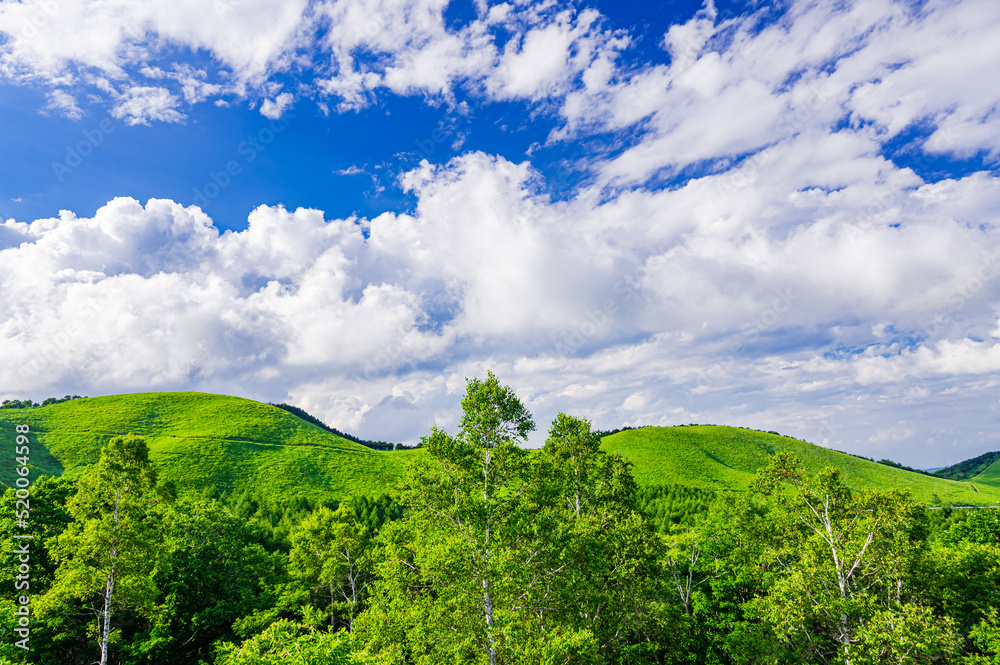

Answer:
[0,392,419,499]
[4,393,995,506]
[602,426,1000,505]
[972,460,1000,488]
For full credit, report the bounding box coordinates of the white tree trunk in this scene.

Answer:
[99,486,122,665]
[484,574,497,665]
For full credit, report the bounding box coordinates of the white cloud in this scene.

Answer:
[42,89,83,119]
[488,9,616,101]
[259,92,294,119]
[2,138,1000,464]
[111,86,185,125]
[0,0,627,118]
[663,0,717,71]
[0,0,310,83]
[556,0,1000,186]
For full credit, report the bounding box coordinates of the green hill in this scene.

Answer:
[0,392,419,499]
[601,426,1000,505]
[3,393,997,506]
[971,459,1000,488]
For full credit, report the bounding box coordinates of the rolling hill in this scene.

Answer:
[2,392,997,505]
[0,392,420,499]
[971,459,1000,488]
[601,426,1000,505]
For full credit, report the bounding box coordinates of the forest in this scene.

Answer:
[2,373,1000,665]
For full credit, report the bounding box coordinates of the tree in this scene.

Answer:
[359,372,575,664]
[536,414,667,663]
[36,434,165,665]
[967,608,1000,664]
[290,505,372,632]
[0,475,75,592]
[214,618,380,665]
[946,509,1000,546]
[360,380,671,664]
[540,413,637,520]
[750,453,959,664]
[131,494,285,664]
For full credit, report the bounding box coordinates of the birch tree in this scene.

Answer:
[290,505,371,632]
[751,453,959,665]
[417,372,537,665]
[358,372,600,664]
[36,434,164,665]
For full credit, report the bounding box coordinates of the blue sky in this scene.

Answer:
[1,0,999,467]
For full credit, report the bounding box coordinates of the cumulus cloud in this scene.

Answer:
[2,140,1000,464]
[0,0,309,83]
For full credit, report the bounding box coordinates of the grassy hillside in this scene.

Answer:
[602,426,1000,505]
[0,392,419,499]
[4,393,996,506]
[971,459,1000,488]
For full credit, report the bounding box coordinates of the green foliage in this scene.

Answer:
[974,462,1000,488]
[918,541,1000,637]
[215,620,378,665]
[1,395,84,409]
[637,484,717,531]
[359,384,668,665]
[360,372,545,664]
[8,387,1000,664]
[36,434,165,665]
[967,608,1000,664]
[289,505,372,632]
[537,415,666,663]
[133,495,286,664]
[747,453,961,664]
[6,391,998,509]
[854,603,962,664]
[945,509,1000,545]
[0,476,75,592]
